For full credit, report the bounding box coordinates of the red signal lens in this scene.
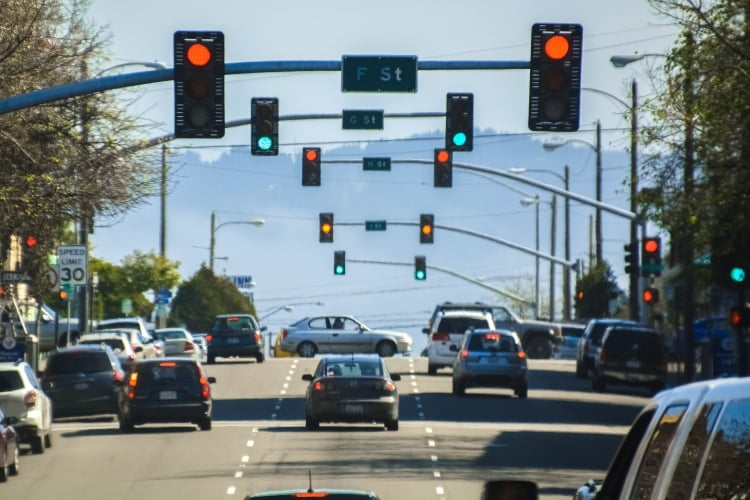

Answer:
[436,150,450,163]
[25,235,37,247]
[186,43,211,66]
[644,239,659,253]
[544,35,570,60]
[305,149,319,162]
[730,309,742,327]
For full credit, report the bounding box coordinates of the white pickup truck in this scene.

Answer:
[13,302,81,352]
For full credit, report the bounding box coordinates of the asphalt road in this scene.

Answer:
[3,357,652,500]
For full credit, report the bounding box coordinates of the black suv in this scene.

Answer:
[206,314,266,364]
[575,318,641,377]
[591,325,667,395]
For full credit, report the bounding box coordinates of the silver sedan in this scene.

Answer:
[279,316,413,358]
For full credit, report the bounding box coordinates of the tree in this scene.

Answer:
[574,261,623,320]
[169,266,257,333]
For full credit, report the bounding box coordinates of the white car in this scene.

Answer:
[77,331,140,369]
[153,328,202,361]
[0,360,52,454]
[423,309,494,375]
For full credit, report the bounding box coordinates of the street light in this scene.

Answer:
[610,54,665,68]
[520,195,557,320]
[209,211,265,272]
[511,167,571,321]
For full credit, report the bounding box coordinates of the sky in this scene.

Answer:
[82,1,679,342]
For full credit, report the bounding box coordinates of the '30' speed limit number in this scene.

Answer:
[57,245,88,286]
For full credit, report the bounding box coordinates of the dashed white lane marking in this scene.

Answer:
[226,487,236,495]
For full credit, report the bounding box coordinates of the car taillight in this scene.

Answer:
[281,328,289,340]
[431,332,450,341]
[199,376,210,400]
[206,334,213,343]
[127,372,138,399]
[24,390,37,409]
[254,332,262,342]
[460,348,469,358]
[185,340,195,351]
[517,350,527,359]
[384,381,396,392]
[113,370,124,383]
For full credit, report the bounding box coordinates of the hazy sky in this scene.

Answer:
[83,1,678,337]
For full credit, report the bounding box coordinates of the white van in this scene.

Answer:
[422,310,494,375]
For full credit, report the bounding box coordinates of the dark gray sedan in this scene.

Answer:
[279,315,413,358]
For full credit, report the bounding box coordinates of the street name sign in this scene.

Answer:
[57,245,87,286]
[363,157,391,171]
[341,55,418,92]
[0,271,31,283]
[342,109,384,130]
[365,220,387,231]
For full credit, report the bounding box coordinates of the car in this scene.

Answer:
[301,354,401,431]
[93,327,161,359]
[245,489,380,499]
[0,360,53,454]
[40,344,125,419]
[206,314,266,364]
[152,327,202,361]
[279,315,413,358]
[190,332,208,361]
[423,309,494,375]
[14,301,80,351]
[77,331,140,369]
[451,329,529,398]
[591,325,668,396]
[556,322,586,360]
[95,317,165,358]
[0,406,19,481]
[575,318,641,378]
[117,357,215,432]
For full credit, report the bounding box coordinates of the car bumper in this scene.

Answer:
[123,401,212,424]
[208,345,262,357]
[50,394,119,417]
[308,397,398,423]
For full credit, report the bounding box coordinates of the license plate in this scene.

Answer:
[74,383,89,390]
[343,404,363,414]
[228,338,239,344]
[626,360,641,369]
[160,391,177,400]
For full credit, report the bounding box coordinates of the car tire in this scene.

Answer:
[515,384,528,399]
[8,446,19,476]
[525,336,553,359]
[199,417,212,431]
[297,342,317,358]
[428,363,438,375]
[592,376,606,393]
[575,359,587,378]
[375,341,396,358]
[207,354,216,365]
[452,380,465,396]
[256,353,265,363]
[305,413,319,430]
[0,462,7,482]
[31,434,44,454]
[44,431,52,449]
[385,419,399,431]
[119,417,134,433]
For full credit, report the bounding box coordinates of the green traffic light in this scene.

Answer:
[452,132,467,147]
[730,266,746,283]
[415,270,425,280]
[334,265,345,275]
[257,136,273,151]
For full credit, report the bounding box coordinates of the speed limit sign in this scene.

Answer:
[57,245,88,286]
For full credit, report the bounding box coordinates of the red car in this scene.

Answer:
[0,406,20,481]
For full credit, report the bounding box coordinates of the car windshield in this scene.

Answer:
[47,352,114,374]
[0,371,23,391]
[604,331,663,353]
[213,316,256,333]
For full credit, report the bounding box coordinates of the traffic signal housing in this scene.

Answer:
[446,93,473,151]
[333,251,346,275]
[434,148,452,187]
[319,213,333,243]
[420,214,434,244]
[414,255,426,280]
[302,147,321,186]
[643,287,659,305]
[528,23,582,132]
[174,31,225,138]
[624,242,637,275]
[729,306,750,328]
[641,237,663,277]
[251,97,279,155]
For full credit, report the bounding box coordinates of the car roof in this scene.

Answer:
[438,309,493,317]
[317,354,382,362]
[53,344,113,353]
[214,313,256,318]
[134,357,198,366]
[80,332,128,339]
[247,489,379,499]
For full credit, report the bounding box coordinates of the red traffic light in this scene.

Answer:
[543,35,570,60]
[25,235,38,247]
[302,147,322,186]
[186,42,212,67]
[729,306,750,328]
[434,149,453,188]
[643,287,660,305]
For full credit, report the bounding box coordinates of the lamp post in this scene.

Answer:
[521,195,557,320]
[209,211,265,273]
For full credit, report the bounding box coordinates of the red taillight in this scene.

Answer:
[24,390,37,409]
[484,333,500,340]
[517,350,527,359]
[159,361,177,367]
[185,340,195,351]
[460,349,469,358]
[384,381,396,391]
[206,334,213,343]
[127,372,138,399]
[113,370,124,383]
[292,492,329,498]
[254,332,262,342]
[431,332,450,341]
[199,376,210,400]
[313,381,324,391]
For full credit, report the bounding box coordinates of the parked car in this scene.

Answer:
[152,328,202,361]
[575,318,641,378]
[451,329,528,398]
[591,325,667,396]
[0,406,19,481]
[302,354,400,431]
[117,358,215,432]
[0,360,53,454]
[424,309,494,374]
[40,344,125,419]
[206,314,266,364]
[77,331,140,369]
[280,315,413,358]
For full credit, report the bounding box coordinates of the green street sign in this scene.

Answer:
[363,157,391,171]
[365,220,387,231]
[342,109,384,130]
[341,55,418,92]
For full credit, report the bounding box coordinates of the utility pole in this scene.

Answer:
[549,194,557,321]
[160,144,167,258]
[563,166,571,321]
[595,120,603,264]
[629,80,641,322]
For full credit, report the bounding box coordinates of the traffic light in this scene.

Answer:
[434,148,452,188]
[446,93,473,151]
[419,214,434,244]
[624,242,637,275]
[59,289,69,302]
[302,147,321,186]
[643,287,660,305]
[251,97,279,155]
[641,237,663,277]
[319,213,333,243]
[174,31,225,138]
[415,255,426,280]
[729,306,750,328]
[24,235,38,249]
[333,251,345,275]
[528,23,582,132]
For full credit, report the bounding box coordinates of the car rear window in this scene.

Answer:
[46,352,114,374]
[137,362,198,384]
[80,339,127,352]
[437,316,490,334]
[212,316,257,334]
[0,371,23,391]
[603,330,662,352]
[467,333,517,352]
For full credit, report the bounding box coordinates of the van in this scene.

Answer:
[423,310,494,375]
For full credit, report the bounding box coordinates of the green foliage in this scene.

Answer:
[574,260,624,320]
[169,266,256,333]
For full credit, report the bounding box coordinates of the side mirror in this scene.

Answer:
[133,346,143,353]
[422,328,430,334]
[302,374,314,382]
[481,480,538,500]
[260,325,268,332]
[390,373,401,381]
[4,416,19,426]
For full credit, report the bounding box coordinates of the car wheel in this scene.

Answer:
[199,417,212,431]
[375,341,396,358]
[0,462,7,482]
[8,445,19,476]
[207,354,216,365]
[452,380,465,396]
[44,431,52,449]
[428,364,438,375]
[515,384,528,399]
[575,359,587,378]
[31,434,44,454]
[305,413,319,430]
[297,342,317,358]
[385,419,399,431]
[256,353,265,363]
[592,376,606,393]
[525,336,553,359]
[119,416,134,433]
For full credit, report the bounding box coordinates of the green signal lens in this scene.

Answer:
[334,265,345,275]
[257,136,273,151]
[415,270,426,280]
[730,266,746,283]
[452,132,467,147]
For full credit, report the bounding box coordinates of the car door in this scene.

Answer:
[332,317,368,353]
[306,317,335,353]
